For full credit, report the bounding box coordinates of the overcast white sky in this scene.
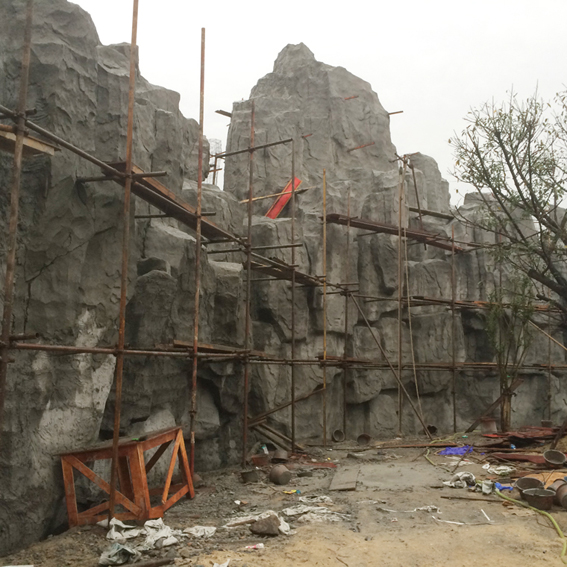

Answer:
[73,0,566,204]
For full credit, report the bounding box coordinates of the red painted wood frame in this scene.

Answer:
[60,426,194,527]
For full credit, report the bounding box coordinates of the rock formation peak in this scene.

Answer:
[273,43,317,74]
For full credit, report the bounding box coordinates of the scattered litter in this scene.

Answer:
[298,495,333,504]
[99,517,186,554]
[138,518,182,550]
[98,543,140,566]
[245,543,265,550]
[296,512,342,524]
[213,561,230,567]
[183,526,217,538]
[432,516,466,526]
[102,518,143,542]
[482,464,515,475]
[377,505,441,514]
[283,489,301,495]
[443,471,475,488]
[481,509,493,523]
[438,446,472,456]
[283,504,348,522]
[442,456,474,467]
[474,480,512,495]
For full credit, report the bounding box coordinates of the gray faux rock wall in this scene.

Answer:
[1,1,566,557]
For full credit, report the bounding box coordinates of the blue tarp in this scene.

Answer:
[438,445,473,456]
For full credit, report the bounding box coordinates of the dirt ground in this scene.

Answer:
[4,438,567,567]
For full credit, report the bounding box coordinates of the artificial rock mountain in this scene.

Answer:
[0,0,566,555]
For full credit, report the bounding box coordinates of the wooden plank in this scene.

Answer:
[61,457,79,527]
[0,124,59,157]
[80,500,109,517]
[65,455,141,516]
[161,433,181,504]
[145,440,172,474]
[329,467,359,491]
[177,431,195,499]
[118,456,134,500]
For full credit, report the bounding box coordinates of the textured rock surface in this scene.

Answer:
[1,2,566,557]
[0,0,217,554]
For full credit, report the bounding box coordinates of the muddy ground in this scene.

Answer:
[3,437,567,567]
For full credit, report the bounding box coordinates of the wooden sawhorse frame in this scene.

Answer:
[60,426,194,527]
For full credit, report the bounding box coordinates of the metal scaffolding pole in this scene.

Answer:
[109,0,139,521]
[322,169,327,447]
[189,28,206,476]
[290,139,296,452]
[0,0,33,442]
[451,224,457,432]
[548,310,552,420]
[397,160,407,436]
[342,189,351,436]
[242,101,255,466]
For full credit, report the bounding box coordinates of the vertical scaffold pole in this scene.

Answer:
[290,139,296,452]
[397,160,406,436]
[109,0,139,521]
[189,27,206,476]
[242,101,255,466]
[322,169,327,447]
[342,188,351,436]
[451,224,457,433]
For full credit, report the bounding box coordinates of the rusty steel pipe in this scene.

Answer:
[451,224,457,433]
[322,169,327,447]
[290,138,296,452]
[0,0,34,445]
[242,100,255,466]
[397,161,406,436]
[216,138,292,159]
[189,28,206,477]
[10,342,194,357]
[341,189,352,436]
[109,0,138,522]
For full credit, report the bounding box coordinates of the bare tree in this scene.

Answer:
[486,275,534,431]
[451,91,567,317]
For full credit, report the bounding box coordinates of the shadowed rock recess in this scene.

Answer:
[0,0,566,556]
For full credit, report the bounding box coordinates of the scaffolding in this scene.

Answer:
[0,0,565,528]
